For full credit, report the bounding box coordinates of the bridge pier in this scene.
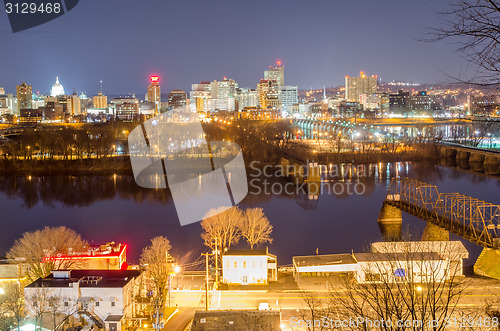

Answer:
[422,221,449,241]
[484,156,500,175]
[377,203,402,241]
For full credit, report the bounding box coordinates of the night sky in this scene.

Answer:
[0,0,466,95]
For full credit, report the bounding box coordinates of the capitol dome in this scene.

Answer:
[50,76,65,97]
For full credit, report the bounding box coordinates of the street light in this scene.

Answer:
[0,287,5,295]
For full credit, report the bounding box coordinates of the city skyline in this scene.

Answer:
[0,0,477,95]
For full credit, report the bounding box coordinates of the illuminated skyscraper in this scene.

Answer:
[264,61,285,86]
[93,92,108,109]
[147,75,161,115]
[345,72,378,102]
[257,79,280,109]
[279,85,298,114]
[69,92,81,116]
[210,78,238,99]
[16,82,32,110]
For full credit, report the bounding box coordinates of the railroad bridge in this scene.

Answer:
[379,177,500,279]
[382,177,500,248]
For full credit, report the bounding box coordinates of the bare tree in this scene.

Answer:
[330,242,468,330]
[292,292,334,331]
[0,283,26,331]
[26,286,50,331]
[239,208,273,250]
[201,207,243,253]
[140,236,172,326]
[7,226,88,281]
[427,0,500,86]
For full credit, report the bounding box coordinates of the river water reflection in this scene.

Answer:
[0,161,498,267]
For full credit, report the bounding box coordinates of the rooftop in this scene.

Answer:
[354,252,443,262]
[224,248,276,258]
[293,253,357,267]
[26,269,141,289]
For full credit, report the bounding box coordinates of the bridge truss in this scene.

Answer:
[385,177,500,248]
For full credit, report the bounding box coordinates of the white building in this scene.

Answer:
[235,88,259,110]
[24,269,143,331]
[353,252,447,284]
[293,241,468,285]
[292,253,358,285]
[371,241,468,278]
[0,92,16,115]
[50,77,65,97]
[222,249,277,285]
[279,86,298,115]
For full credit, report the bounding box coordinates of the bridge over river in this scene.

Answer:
[380,177,500,279]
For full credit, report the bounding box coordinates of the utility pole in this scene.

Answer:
[202,253,209,311]
[214,238,219,287]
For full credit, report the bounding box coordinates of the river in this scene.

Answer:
[0,161,498,269]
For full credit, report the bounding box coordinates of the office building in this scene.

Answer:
[264,61,284,86]
[210,78,238,99]
[147,75,161,115]
[257,79,280,109]
[345,72,378,102]
[279,85,298,114]
[167,90,187,109]
[16,82,32,110]
[467,94,499,115]
[93,91,108,109]
[68,92,81,116]
[389,90,443,113]
[112,97,140,121]
[235,88,259,110]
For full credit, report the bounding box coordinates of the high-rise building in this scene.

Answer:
[0,89,16,115]
[112,97,140,121]
[93,92,108,109]
[235,88,259,110]
[68,92,81,116]
[279,86,298,114]
[147,75,161,115]
[345,72,378,102]
[190,81,212,112]
[389,90,443,113]
[16,82,32,111]
[210,78,238,99]
[467,94,498,115]
[257,79,280,109]
[167,90,187,109]
[264,61,285,86]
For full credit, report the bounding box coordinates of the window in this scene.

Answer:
[95,302,99,307]
[234,261,237,268]
[226,261,230,268]
[365,273,381,282]
[252,262,256,268]
[111,302,115,307]
[243,262,246,268]
[64,302,69,307]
